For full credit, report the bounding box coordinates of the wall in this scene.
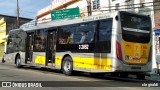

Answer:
[154,11,160,30]
[0,18,6,44]
[0,18,6,58]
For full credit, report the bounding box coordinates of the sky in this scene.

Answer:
[0,0,52,19]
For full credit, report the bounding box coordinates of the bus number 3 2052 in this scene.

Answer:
[79,44,89,50]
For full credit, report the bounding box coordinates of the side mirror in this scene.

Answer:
[115,16,118,21]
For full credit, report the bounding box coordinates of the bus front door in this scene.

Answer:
[26,33,34,64]
[46,31,56,66]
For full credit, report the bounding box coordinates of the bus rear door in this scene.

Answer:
[25,33,34,64]
[46,30,56,66]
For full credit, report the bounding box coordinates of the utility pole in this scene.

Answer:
[86,0,92,16]
[108,0,111,12]
[16,0,20,28]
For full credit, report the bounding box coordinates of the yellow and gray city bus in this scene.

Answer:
[4,11,152,79]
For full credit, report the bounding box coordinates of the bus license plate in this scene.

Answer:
[131,66,141,69]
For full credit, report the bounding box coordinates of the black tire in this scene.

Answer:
[136,74,145,80]
[62,56,73,75]
[16,55,23,68]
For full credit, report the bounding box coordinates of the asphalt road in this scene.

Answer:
[0,62,159,90]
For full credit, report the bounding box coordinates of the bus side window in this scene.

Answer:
[7,34,14,53]
[7,36,12,45]
[96,18,113,53]
[58,24,77,44]
[75,21,96,44]
[87,30,95,43]
[33,30,47,52]
[99,19,112,42]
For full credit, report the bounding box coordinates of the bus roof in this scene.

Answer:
[9,29,23,33]
[23,11,116,31]
[22,11,149,32]
[9,29,22,31]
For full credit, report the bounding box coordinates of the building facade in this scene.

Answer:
[36,0,154,24]
[154,0,160,31]
[154,0,160,74]
[0,14,33,34]
[0,18,6,59]
[0,15,32,60]
[154,0,160,55]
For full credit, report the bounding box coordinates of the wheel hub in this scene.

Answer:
[64,61,71,72]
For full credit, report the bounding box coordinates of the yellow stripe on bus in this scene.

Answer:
[35,56,46,65]
[55,56,111,70]
[34,55,111,70]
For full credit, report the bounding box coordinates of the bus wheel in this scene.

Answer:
[136,74,145,80]
[16,55,23,68]
[62,56,73,76]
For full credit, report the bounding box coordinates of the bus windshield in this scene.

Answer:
[120,12,151,43]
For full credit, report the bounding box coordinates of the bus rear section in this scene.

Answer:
[114,11,152,79]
